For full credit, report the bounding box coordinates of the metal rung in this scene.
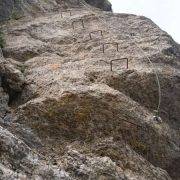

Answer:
[100,58,129,71]
[102,42,119,53]
[72,19,85,29]
[60,10,72,18]
[110,58,129,71]
[89,30,103,40]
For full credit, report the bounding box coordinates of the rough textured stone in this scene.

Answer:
[85,0,112,11]
[0,87,9,119]
[0,125,71,179]
[0,0,179,179]
[0,0,111,22]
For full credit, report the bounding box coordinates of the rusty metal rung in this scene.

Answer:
[100,58,129,71]
[102,42,119,53]
[110,58,129,71]
[89,30,103,40]
[72,19,85,30]
[60,10,72,18]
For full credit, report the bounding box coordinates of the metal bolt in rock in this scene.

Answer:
[153,110,162,123]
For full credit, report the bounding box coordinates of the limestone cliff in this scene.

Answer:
[0,0,180,179]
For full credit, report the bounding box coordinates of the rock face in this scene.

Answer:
[85,0,112,11]
[0,0,180,179]
[0,0,111,22]
[0,0,59,21]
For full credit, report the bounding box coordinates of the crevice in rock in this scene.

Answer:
[1,74,22,106]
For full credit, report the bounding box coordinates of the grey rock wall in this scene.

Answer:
[0,0,180,179]
[0,0,112,22]
[0,0,59,22]
[85,0,112,11]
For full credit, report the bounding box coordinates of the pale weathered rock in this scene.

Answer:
[1,62,25,91]
[0,125,71,179]
[60,139,172,180]
[0,0,180,179]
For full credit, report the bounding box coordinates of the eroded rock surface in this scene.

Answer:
[0,0,180,179]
